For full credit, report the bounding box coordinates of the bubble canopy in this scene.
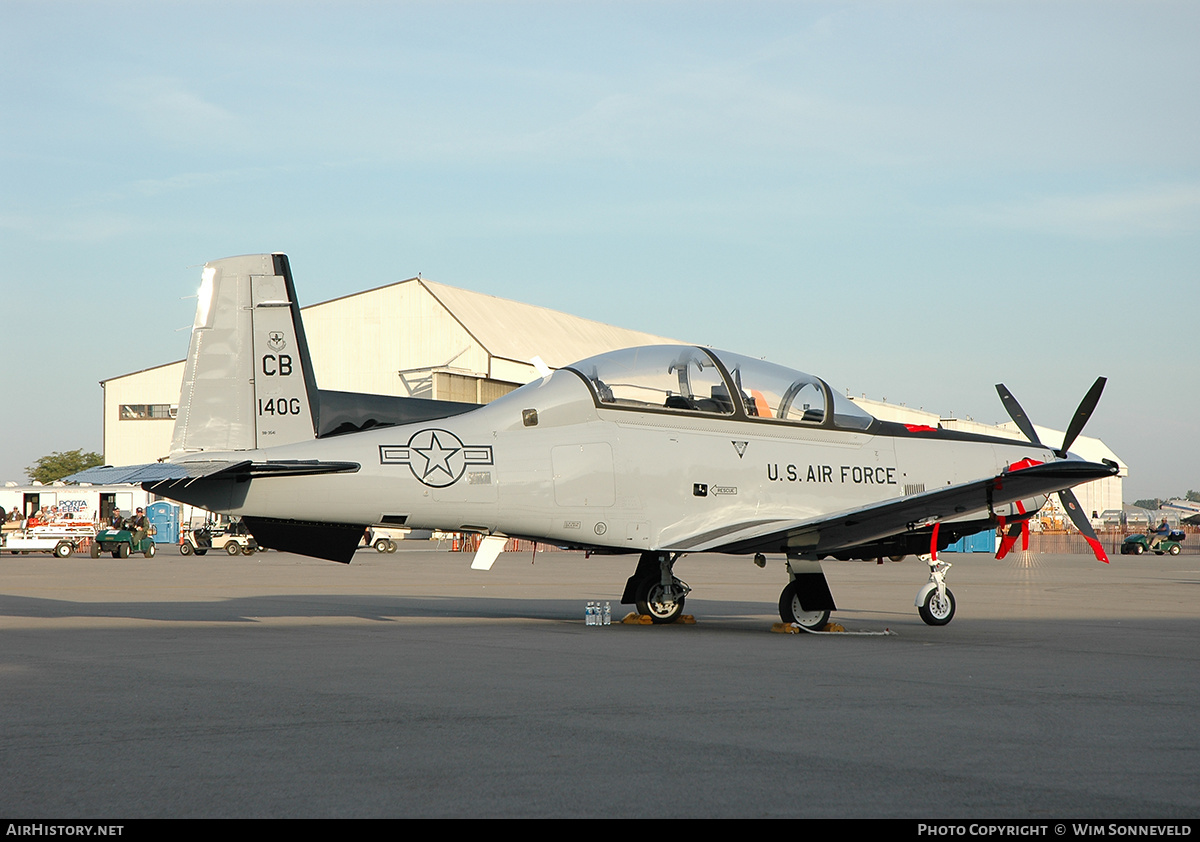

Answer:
[565,345,874,431]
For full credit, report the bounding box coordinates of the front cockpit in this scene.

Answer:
[565,345,875,432]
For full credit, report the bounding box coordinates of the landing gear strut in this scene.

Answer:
[622,552,690,624]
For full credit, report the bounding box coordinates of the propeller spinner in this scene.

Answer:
[995,378,1110,563]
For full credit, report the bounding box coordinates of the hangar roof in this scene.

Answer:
[416,279,679,369]
[106,276,681,385]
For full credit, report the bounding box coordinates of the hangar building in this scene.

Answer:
[102,277,680,467]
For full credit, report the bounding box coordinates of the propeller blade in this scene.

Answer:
[1058,488,1109,563]
[996,384,1043,447]
[1059,376,1107,456]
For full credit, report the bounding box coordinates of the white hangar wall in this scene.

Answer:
[102,361,186,469]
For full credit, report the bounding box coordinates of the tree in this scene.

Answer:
[1132,498,1161,510]
[26,450,104,484]
[1187,490,1200,503]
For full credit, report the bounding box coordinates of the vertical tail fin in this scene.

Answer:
[171,254,319,454]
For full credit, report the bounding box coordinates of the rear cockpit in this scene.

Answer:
[565,345,875,432]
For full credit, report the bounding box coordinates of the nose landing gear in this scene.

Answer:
[915,557,956,626]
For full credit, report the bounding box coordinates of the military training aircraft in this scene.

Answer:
[73,254,1120,628]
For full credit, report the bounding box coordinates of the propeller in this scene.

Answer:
[995,378,1110,563]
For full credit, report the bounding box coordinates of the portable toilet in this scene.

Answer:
[147,501,180,545]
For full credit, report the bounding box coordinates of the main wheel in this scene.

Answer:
[55,542,73,558]
[635,579,685,624]
[144,543,156,558]
[90,543,101,559]
[225,541,240,556]
[118,543,130,559]
[1133,543,1145,555]
[778,580,831,631]
[179,541,193,556]
[386,540,397,553]
[1169,544,1181,556]
[919,587,956,626]
[889,554,906,562]
[374,539,390,553]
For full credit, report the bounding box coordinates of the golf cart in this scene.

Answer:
[91,524,157,558]
[1120,530,1185,556]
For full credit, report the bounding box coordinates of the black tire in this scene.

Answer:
[225,541,240,556]
[55,542,73,558]
[242,545,254,556]
[374,539,390,553]
[118,543,130,559]
[1133,543,1145,555]
[918,587,956,626]
[179,541,193,556]
[1169,544,1181,556]
[144,543,156,558]
[778,580,831,631]
[635,578,685,624]
[90,543,101,559]
[888,554,906,562]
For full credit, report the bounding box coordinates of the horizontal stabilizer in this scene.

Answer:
[67,461,250,485]
[67,459,359,487]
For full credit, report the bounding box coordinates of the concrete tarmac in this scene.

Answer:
[1,545,1198,818]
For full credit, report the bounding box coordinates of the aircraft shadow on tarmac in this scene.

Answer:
[0,592,798,626]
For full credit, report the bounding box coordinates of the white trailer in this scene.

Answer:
[1,522,97,557]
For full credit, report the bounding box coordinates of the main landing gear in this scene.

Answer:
[915,557,956,626]
[621,552,691,623]
[778,557,836,631]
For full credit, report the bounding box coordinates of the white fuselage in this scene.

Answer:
[169,369,1054,554]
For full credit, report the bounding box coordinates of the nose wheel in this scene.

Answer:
[918,586,956,625]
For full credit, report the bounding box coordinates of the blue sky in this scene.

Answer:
[2,1,1197,499]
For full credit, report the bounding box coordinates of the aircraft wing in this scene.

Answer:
[67,459,359,487]
[670,459,1118,556]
